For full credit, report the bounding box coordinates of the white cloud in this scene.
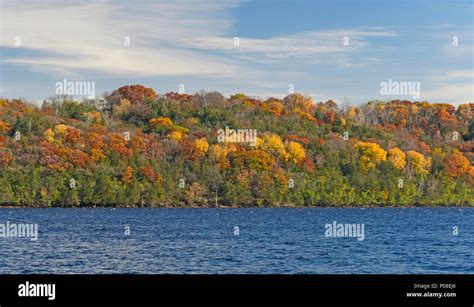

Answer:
[420,70,474,104]
[422,83,474,104]
[11,0,467,105]
[186,29,397,63]
[0,0,243,77]
[1,0,397,78]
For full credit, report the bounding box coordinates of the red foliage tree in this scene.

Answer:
[164,92,192,102]
[107,85,157,105]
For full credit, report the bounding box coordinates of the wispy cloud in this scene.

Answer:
[1,0,471,104]
[422,70,474,104]
[422,84,473,104]
[186,29,397,62]
[1,0,396,77]
[0,0,243,77]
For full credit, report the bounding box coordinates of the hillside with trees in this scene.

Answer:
[0,85,472,207]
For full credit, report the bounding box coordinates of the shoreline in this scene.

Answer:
[0,204,472,209]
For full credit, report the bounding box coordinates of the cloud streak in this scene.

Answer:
[0,0,471,104]
[1,0,396,77]
[1,0,243,77]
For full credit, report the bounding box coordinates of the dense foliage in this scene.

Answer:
[0,86,472,207]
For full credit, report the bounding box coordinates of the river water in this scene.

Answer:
[0,208,472,274]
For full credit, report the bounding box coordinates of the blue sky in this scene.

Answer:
[0,0,472,105]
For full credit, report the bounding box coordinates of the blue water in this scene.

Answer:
[0,208,473,274]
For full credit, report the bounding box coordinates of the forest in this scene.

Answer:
[0,85,472,207]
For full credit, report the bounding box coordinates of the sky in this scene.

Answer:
[0,0,473,105]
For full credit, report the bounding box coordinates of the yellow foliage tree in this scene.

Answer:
[194,138,209,156]
[210,144,225,159]
[167,125,189,141]
[54,124,68,134]
[90,148,106,161]
[294,108,317,122]
[285,141,306,163]
[169,130,183,141]
[347,107,357,118]
[209,144,236,159]
[210,144,228,169]
[355,141,387,171]
[83,111,102,124]
[407,150,431,175]
[255,137,264,147]
[388,147,406,170]
[209,144,238,169]
[43,128,55,143]
[432,147,445,158]
[149,116,173,127]
[260,134,288,161]
[113,99,131,117]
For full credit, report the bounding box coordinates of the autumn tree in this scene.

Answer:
[0,120,10,133]
[113,99,132,118]
[259,134,288,162]
[108,134,132,157]
[122,166,134,183]
[406,150,431,175]
[106,85,157,105]
[285,141,306,164]
[355,141,387,171]
[388,147,406,170]
[444,150,471,179]
[0,88,472,207]
[43,128,55,143]
[88,132,106,161]
[283,93,314,111]
[193,138,209,157]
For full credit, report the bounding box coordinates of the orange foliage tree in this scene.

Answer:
[444,150,471,178]
[122,166,134,183]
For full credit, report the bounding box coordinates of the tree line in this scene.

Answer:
[0,85,472,207]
